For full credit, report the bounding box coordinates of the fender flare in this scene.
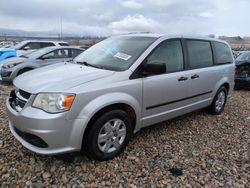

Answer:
[77,92,142,133]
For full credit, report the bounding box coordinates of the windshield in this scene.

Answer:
[21,47,54,59]
[74,36,157,71]
[236,52,250,63]
[11,41,28,50]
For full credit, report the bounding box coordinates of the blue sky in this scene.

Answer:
[0,0,249,36]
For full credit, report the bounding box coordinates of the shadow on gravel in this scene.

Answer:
[54,153,83,163]
[132,109,205,138]
[53,151,91,163]
[0,80,12,86]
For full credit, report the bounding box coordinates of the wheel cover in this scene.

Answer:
[97,119,127,153]
[215,91,226,112]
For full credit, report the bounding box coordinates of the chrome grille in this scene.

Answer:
[9,89,31,112]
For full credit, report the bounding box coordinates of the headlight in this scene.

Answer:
[3,62,23,69]
[32,93,75,113]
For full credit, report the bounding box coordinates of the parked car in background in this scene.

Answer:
[0,48,16,61]
[6,34,234,161]
[78,45,90,50]
[71,45,90,50]
[12,40,69,56]
[235,51,250,89]
[0,46,83,82]
[233,50,246,59]
[0,40,69,62]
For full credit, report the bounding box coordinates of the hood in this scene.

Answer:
[1,57,27,66]
[14,62,115,93]
[235,60,250,67]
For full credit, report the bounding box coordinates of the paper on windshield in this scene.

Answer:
[114,52,131,61]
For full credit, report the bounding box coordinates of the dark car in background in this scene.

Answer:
[235,51,250,89]
[0,46,84,82]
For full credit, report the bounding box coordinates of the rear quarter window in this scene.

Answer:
[213,42,233,64]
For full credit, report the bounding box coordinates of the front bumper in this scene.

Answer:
[6,95,88,155]
[235,77,250,89]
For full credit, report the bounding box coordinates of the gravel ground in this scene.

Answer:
[0,82,249,187]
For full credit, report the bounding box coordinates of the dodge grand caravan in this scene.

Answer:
[6,34,235,161]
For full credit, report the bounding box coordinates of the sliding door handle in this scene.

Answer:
[178,76,188,81]
[191,74,199,79]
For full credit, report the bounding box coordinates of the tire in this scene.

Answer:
[17,68,33,76]
[209,86,228,115]
[85,110,132,161]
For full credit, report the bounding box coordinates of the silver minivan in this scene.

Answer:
[6,34,235,161]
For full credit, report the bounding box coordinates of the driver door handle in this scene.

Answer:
[178,76,188,81]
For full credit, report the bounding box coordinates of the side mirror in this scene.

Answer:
[23,46,30,51]
[143,61,166,75]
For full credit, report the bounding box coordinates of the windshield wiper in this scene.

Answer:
[77,61,103,69]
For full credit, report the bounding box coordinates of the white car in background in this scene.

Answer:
[12,40,69,56]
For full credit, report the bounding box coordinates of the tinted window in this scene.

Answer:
[59,43,69,46]
[41,42,55,48]
[214,42,233,64]
[187,40,213,68]
[42,49,70,59]
[22,42,40,50]
[147,40,184,73]
[71,49,83,58]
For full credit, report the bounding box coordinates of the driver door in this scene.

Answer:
[142,39,190,127]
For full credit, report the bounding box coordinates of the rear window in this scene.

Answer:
[214,42,233,64]
[59,43,69,46]
[187,40,213,69]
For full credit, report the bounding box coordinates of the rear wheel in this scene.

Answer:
[209,86,227,115]
[85,109,132,161]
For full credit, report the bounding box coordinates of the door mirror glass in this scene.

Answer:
[143,61,166,75]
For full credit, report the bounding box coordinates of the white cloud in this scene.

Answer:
[120,0,143,9]
[199,12,213,18]
[0,0,249,36]
[108,14,161,34]
[92,14,112,21]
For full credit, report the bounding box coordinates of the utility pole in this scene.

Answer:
[60,16,63,40]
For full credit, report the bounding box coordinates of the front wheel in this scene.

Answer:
[84,110,132,161]
[209,86,228,115]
